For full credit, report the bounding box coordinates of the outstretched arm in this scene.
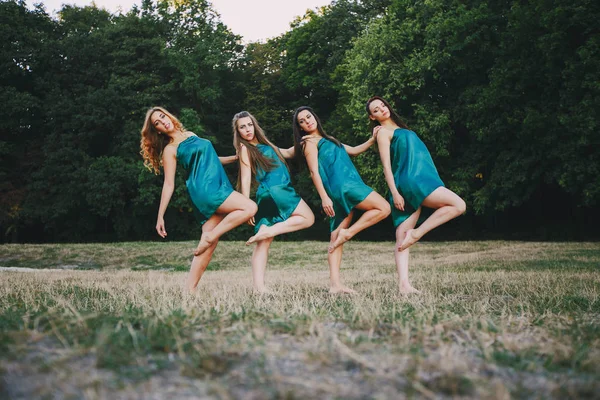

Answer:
[343,133,377,156]
[219,155,239,165]
[376,127,404,211]
[279,145,295,159]
[280,135,310,158]
[156,146,177,237]
[305,140,335,217]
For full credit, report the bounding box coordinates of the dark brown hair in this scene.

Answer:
[292,106,341,161]
[365,96,409,129]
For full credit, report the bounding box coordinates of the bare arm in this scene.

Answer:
[343,135,376,156]
[305,139,335,217]
[239,145,252,198]
[156,146,177,237]
[239,145,255,225]
[279,145,295,159]
[219,155,239,165]
[376,127,404,211]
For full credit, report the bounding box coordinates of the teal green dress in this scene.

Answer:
[317,138,373,232]
[389,128,444,227]
[177,135,234,225]
[253,144,302,233]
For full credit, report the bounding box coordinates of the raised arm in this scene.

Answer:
[279,145,295,159]
[219,154,239,165]
[304,140,335,217]
[343,134,376,156]
[376,127,404,211]
[156,146,177,237]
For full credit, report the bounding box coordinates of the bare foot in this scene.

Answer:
[399,285,421,294]
[328,228,353,253]
[398,229,421,252]
[246,225,273,245]
[194,232,215,256]
[329,285,357,294]
[253,286,273,295]
[183,287,197,296]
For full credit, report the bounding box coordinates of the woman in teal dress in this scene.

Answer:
[292,106,390,294]
[232,111,314,293]
[140,107,257,292]
[366,96,466,293]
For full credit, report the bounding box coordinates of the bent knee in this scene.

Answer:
[247,201,258,216]
[306,213,315,227]
[381,202,392,217]
[456,199,466,215]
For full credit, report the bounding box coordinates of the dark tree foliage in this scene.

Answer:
[340,0,600,239]
[1,0,598,242]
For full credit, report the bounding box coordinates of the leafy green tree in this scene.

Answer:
[340,0,599,235]
[0,1,57,241]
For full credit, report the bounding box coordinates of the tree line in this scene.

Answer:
[1,0,598,243]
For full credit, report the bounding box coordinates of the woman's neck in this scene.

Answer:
[168,129,187,143]
[380,119,398,129]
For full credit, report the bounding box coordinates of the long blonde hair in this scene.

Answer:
[140,106,184,174]
[232,111,287,190]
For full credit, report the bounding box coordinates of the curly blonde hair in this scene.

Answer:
[140,107,184,174]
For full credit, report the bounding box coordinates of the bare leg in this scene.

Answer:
[399,187,466,251]
[395,209,421,294]
[195,191,257,256]
[329,191,391,253]
[328,213,356,294]
[186,214,223,293]
[246,200,314,245]
[251,236,274,293]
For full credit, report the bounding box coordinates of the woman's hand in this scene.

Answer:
[156,217,167,238]
[392,192,405,211]
[248,216,255,226]
[322,195,335,217]
[372,125,382,140]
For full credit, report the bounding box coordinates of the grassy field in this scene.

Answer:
[1,240,599,399]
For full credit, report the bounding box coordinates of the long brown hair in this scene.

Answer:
[292,106,341,161]
[232,111,287,190]
[140,106,185,174]
[365,96,409,129]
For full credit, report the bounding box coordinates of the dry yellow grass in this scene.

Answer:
[1,240,599,399]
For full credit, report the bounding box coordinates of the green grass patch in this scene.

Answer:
[0,241,599,398]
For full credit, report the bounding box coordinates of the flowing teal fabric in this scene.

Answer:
[253,144,302,233]
[389,128,444,227]
[177,136,234,225]
[317,138,373,232]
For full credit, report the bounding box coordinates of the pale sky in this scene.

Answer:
[35,0,333,42]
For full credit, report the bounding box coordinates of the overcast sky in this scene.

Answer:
[34,0,333,42]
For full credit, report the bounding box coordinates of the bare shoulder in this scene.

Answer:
[304,136,320,147]
[163,144,177,157]
[239,143,250,164]
[376,127,395,141]
[303,138,319,154]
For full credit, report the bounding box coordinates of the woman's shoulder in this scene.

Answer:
[304,135,322,146]
[162,143,177,158]
[388,127,414,137]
